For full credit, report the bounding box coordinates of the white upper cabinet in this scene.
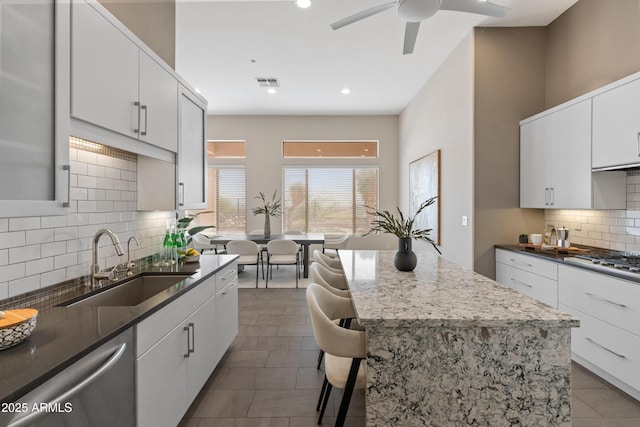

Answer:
[520,99,626,209]
[71,1,138,138]
[592,77,640,170]
[71,0,177,153]
[0,0,70,217]
[139,52,178,152]
[178,85,207,209]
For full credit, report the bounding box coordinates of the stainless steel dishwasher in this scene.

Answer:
[0,328,135,427]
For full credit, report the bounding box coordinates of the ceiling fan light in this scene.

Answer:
[296,0,311,9]
[398,0,441,21]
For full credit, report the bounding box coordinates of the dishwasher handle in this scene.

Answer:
[8,343,127,427]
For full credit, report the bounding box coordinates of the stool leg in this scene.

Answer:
[334,358,362,427]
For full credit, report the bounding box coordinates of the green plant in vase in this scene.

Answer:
[252,190,281,238]
[364,197,441,271]
[175,211,214,256]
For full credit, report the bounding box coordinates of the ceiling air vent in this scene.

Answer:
[255,77,280,88]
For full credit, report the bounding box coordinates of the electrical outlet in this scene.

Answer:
[462,216,468,226]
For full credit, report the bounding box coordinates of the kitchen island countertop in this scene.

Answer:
[339,249,579,426]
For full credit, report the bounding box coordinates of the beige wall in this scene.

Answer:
[207,115,399,250]
[399,34,475,268]
[545,0,640,108]
[98,0,176,68]
[473,27,547,278]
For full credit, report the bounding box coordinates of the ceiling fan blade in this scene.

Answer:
[330,2,397,30]
[440,0,509,17]
[403,21,420,55]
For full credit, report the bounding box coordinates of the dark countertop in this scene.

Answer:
[495,244,640,285]
[0,254,238,403]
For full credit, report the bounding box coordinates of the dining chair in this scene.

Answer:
[265,239,300,288]
[306,283,366,427]
[322,234,349,257]
[285,230,304,273]
[313,249,343,273]
[191,233,225,254]
[226,240,262,288]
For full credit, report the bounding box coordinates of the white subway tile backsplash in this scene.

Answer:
[87,164,106,178]
[9,217,41,232]
[77,149,97,164]
[54,253,77,270]
[0,263,25,283]
[77,175,98,189]
[70,160,88,175]
[0,232,26,249]
[77,201,98,213]
[26,258,53,276]
[10,245,41,264]
[8,276,39,298]
[0,140,172,300]
[544,172,640,253]
[40,269,66,288]
[41,241,67,258]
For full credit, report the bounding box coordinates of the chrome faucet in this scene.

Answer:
[126,236,140,276]
[92,228,125,286]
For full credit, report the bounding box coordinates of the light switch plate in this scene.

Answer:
[461,216,468,226]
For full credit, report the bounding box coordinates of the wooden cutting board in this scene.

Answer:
[0,309,38,329]
[517,243,590,253]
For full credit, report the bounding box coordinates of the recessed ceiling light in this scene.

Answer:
[267,88,277,94]
[195,88,201,94]
[296,0,311,8]
[341,88,351,95]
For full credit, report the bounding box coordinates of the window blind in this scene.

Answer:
[283,167,378,235]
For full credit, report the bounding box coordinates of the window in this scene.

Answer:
[283,141,377,158]
[198,167,246,233]
[283,167,378,235]
[207,141,245,158]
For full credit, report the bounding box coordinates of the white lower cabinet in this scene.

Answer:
[136,263,238,427]
[559,264,640,400]
[495,249,559,308]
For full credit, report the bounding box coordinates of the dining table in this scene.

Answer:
[203,233,325,278]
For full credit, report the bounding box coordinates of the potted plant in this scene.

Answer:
[518,233,529,244]
[252,190,281,238]
[364,197,441,271]
[176,211,214,246]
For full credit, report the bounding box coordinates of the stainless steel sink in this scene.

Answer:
[61,275,192,307]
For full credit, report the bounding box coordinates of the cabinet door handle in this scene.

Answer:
[222,270,237,281]
[585,337,626,359]
[550,187,554,206]
[62,164,71,208]
[178,182,185,207]
[141,105,148,136]
[585,292,627,308]
[189,323,195,354]
[184,325,191,358]
[545,188,549,206]
[509,258,533,267]
[134,101,141,134]
[510,278,533,288]
[637,132,640,157]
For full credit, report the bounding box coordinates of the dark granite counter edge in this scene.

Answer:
[0,254,238,403]
[495,244,640,285]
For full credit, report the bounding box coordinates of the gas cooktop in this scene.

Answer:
[564,253,640,279]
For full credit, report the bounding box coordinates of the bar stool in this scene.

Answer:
[306,283,366,427]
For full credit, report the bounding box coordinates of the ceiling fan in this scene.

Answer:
[330,0,509,55]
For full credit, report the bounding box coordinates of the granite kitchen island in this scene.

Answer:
[339,250,579,426]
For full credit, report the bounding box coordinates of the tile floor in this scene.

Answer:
[179,264,640,427]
